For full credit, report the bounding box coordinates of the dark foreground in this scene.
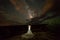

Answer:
[0,24,60,40]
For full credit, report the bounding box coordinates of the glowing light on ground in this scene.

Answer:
[21,25,34,39]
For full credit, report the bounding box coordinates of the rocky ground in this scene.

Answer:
[0,25,60,40]
[6,32,55,40]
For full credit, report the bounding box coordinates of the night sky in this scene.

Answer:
[0,0,44,25]
[0,0,60,26]
[0,0,28,25]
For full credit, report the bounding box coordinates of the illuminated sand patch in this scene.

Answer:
[21,25,34,39]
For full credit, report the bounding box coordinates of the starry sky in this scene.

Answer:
[0,0,60,26]
[0,0,28,25]
[0,0,45,25]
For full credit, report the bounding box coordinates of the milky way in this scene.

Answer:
[0,0,58,25]
[0,0,45,25]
